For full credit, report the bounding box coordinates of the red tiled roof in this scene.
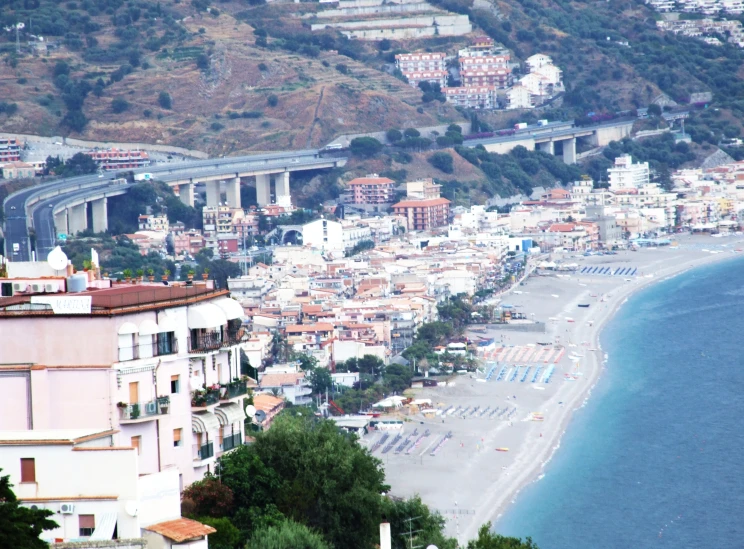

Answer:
[548,223,577,232]
[144,518,216,542]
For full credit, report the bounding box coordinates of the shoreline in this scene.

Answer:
[477,241,744,541]
[379,235,744,544]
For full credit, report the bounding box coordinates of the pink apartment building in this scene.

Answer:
[0,282,249,489]
[346,175,396,204]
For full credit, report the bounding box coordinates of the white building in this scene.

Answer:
[506,85,534,109]
[608,155,650,190]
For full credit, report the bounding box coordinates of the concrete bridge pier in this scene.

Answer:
[179,182,194,207]
[67,203,87,235]
[563,138,577,165]
[256,174,271,207]
[54,210,68,236]
[206,180,221,207]
[275,172,291,208]
[225,177,241,208]
[538,141,555,155]
[91,197,108,233]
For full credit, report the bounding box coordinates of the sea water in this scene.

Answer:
[497,256,744,549]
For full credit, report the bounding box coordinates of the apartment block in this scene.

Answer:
[86,149,151,171]
[395,52,446,73]
[0,136,22,163]
[393,197,451,231]
[403,70,448,89]
[346,174,396,204]
[443,86,498,109]
[460,68,512,88]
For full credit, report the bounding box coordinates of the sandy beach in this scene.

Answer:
[375,234,744,543]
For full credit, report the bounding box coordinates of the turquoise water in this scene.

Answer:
[498,257,744,549]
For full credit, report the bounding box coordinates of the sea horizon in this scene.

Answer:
[495,254,744,548]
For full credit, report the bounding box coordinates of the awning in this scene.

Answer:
[118,322,138,335]
[139,319,159,336]
[214,403,244,426]
[214,298,244,321]
[158,314,177,333]
[89,512,117,540]
[187,304,227,329]
[192,412,220,433]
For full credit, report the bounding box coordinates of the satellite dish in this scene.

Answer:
[254,410,267,423]
[47,246,68,271]
[17,22,25,29]
[245,404,256,418]
[426,545,439,549]
[124,501,139,517]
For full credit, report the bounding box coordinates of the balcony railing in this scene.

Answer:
[221,380,248,400]
[191,388,220,407]
[221,432,243,452]
[118,396,170,421]
[193,442,214,461]
[189,332,222,353]
[222,329,248,348]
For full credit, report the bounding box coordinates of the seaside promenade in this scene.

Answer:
[380,234,744,542]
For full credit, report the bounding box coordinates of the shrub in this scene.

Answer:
[386,129,403,143]
[267,94,278,107]
[258,62,267,71]
[211,122,224,131]
[428,152,454,173]
[111,97,130,114]
[335,63,348,74]
[158,91,172,109]
[404,128,420,138]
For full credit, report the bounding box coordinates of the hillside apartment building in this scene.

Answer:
[345,174,397,205]
[394,52,448,88]
[86,149,151,171]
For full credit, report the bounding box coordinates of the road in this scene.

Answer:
[3,149,342,262]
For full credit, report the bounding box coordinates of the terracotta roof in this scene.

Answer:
[285,322,334,333]
[347,176,395,186]
[547,223,577,232]
[145,518,216,542]
[254,393,285,412]
[393,198,451,208]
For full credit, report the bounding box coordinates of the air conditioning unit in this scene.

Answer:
[30,283,45,293]
[12,282,27,293]
[145,401,158,414]
[44,283,59,293]
[60,503,75,514]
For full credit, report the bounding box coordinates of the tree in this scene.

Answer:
[44,155,64,176]
[181,475,234,519]
[158,91,172,109]
[382,496,457,549]
[267,94,279,107]
[218,414,389,549]
[349,137,383,158]
[307,367,333,395]
[403,128,420,138]
[0,470,58,549]
[246,519,331,549]
[466,523,540,549]
[383,363,413,393]
[198,517,241,549]
[647,103,662,117]
[63,153,98,176]
[386,129,403,143]
[111,97,130,114]
[428,152,454,174]
[297,355,318,371]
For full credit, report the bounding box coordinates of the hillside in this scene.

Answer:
[0,0,468,154]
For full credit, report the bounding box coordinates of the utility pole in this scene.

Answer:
[400,516,423,549]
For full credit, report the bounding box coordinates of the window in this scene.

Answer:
[170,375,180,394]
[158,332,175,355]
[173,428,182,447]
[20,458,35,482]
[129,382,139,404]
[79,515,95,537]
[131,436,141,455]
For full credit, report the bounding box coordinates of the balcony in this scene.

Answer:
[189,332,222,353]
[220,380,248,400]
[193,442,214,462]
[221,432,243,452]
[191,387,220,408]
[221,329,249,348]
[118,396,170,422]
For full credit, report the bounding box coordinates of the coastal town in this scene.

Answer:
[2,123,744,546]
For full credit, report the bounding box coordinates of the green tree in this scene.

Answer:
[63,153,99,176]
[386,128,403,143]
[428,152,454,174]
[246,519,331,549]
[647,104,662,117]
[307,367,333,395]
[198,517,241,549]
[218,414,389,549]
[0,470,58,549]
[466,523,540,549]
[383,363,413,393]
[382,496,457,549]
[158,91,172,109]
[349,137,383,158]
[297,355,319,371]
[111,97,130,113]
[267,94,279,107]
